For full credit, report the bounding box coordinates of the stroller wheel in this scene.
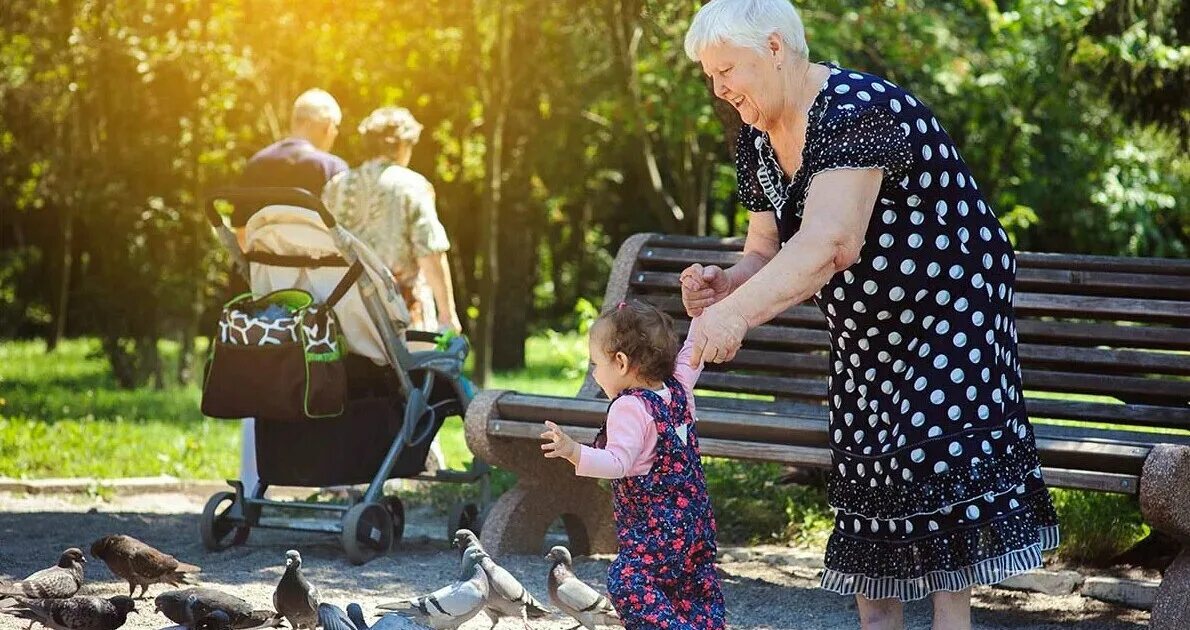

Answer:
[200,491,249,551]
[341,502,394,565]
[447,502,483,542]
[382,496,406,544]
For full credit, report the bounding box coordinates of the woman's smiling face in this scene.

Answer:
[699,38,784,130]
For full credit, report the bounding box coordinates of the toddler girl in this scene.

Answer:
[540,300,726,629]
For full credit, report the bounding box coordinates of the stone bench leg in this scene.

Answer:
[1140,444,1190,629]
[464,390,616,558]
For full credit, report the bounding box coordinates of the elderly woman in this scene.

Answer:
[681,1,1058,628]
[323,106,462,334]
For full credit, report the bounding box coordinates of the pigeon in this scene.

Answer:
[344,603,429,630]
[449,530,480,559]
[154,588,283,629]
[0,595,137,630]
[450,534,549,628]
[273,550,319,630]
[376,546,490,629]
[0,548,87,598]
[544,547,621,629]
[90,535,201,598]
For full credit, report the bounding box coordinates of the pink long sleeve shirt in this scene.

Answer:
[575,326,705,479]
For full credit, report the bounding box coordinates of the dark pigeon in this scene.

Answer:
[272,550,319,630]
[0,595,137,630]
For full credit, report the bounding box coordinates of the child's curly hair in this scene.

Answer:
[593,299,680,382]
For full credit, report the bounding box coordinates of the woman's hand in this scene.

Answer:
[540,421,581,466]
[680,264,733,317]
[687,302,750,367]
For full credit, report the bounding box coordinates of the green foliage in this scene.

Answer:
[1050,488,1149,566]
[704,459,833,546]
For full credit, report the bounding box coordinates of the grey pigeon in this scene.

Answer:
[544,547,621,629]
[0,548,87,599]
[449,530,480,559]
[273,550,319,630]
[346,603,429,630]
[154,588,282,629]
[90,535,200,598]
[376,546,489,629]
[0,595,137,630]
[317,603,357,630]
[451,534,549,628]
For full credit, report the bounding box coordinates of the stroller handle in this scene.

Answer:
[204,187,339,229]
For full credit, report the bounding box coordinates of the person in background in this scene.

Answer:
[233,88,349,247]
[236,88,348,499]
[322,106,462,334]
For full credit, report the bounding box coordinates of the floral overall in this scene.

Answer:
[596,376,726,629]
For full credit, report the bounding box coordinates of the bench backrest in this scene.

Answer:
[586,233,1190,441]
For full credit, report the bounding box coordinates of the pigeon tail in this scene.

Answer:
[525,601,551,619]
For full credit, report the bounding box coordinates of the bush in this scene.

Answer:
[1050,488,1149,566]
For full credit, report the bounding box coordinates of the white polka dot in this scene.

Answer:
[849,72,863,80]
[900,122,910,136]
[882,209,896,224]
[879,233,894,248]
[920,172,932,188]
[873,256,888,271]
[907,195,921,207]
[954,332,968,347]
[889,331,903,345]
[871,82,886,93]
[978,405,990,420]
[967,386,978,400]
[916,118,928,133]
[928,426,942,438]
[834,84,851,94]
[954,297,969,312]
[931,117,941,132]
[969,349,982,363]
[863,280,879,295]
[910,448,925,463]
[889,98,902,113]
[949,265,964,279]
[922,145,933,160]
[914,376,928,391]
[936,235,950,249]
[906,95,918,107]
[857,91,871,101]
[950,368,964,383]
[901,259,916,275]
[980,227,992,241]
[958,173,967,187]
[833,287,845,300]
[904,469,914,481]
[966,505,980,520]
[934,461,949,474]
[958,227,970,243]
[972,274,985,290]
[936,320,951,334]
[900,310,915,324]
[910,210,924,224]
[933,354,949,369]
[908,233,923,248]
[853,301,867,313]
[940,144,950,159]
[948,442,963,456]
[930,389,945,404]
[939,171,950,187]
[935,290,951,306]
[857,462,866,477]
[927,262,941,277]
[911,412,925,427]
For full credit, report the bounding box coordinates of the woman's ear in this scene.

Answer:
[768,33,783,60]
[614,351,631,376]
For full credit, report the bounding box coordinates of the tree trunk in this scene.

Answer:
[471,0,513,386]
[45,207,73,352]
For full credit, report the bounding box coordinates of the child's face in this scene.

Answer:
[589,325,633,398]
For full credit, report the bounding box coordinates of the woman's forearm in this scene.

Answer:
[417,252,458,324]
[725,251,770,293]
[721,230,848,328]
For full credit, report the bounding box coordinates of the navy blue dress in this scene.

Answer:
[734,64,1059,602]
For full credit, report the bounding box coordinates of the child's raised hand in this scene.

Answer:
[540,421,581,466]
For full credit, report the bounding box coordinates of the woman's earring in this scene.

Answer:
[777,62,783,70]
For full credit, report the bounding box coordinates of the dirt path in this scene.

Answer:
[0,491,1148,629]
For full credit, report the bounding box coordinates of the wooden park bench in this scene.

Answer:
[464,233,1190,626]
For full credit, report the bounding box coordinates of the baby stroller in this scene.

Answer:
[197,187,489,564]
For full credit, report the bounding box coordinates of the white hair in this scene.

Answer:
[291,88,342,127]
[684,0,809,62]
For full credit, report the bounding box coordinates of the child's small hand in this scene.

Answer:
[540,421,581,466]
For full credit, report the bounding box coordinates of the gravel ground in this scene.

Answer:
[0,491,1150,629]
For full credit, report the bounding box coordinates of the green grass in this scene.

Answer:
[0,334,1160,559]
[0,334,590,480]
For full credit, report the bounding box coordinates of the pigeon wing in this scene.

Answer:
[317,604,356,630]
[130,547,177,579]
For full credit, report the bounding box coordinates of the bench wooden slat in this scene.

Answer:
[635,271,1190,324]
[647,293,1190,351]
[639,247,1190,298]
[486,418,1142,494]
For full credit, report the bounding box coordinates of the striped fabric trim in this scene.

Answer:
[819,525,1060,602]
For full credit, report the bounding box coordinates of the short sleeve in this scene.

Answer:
[806,105,912,184]
[734,125,775,213]
[406,179,451,257]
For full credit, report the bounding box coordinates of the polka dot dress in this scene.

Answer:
[735,64,1059,602]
